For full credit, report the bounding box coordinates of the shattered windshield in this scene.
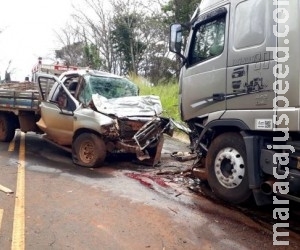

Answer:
[88,75,138,98]
[79,74,139,105]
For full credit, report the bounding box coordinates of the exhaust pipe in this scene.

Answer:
[260,180,275,195]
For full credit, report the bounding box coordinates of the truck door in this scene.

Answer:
[226,0,276,110]
[37,81,79,146]
[180,5,229,121]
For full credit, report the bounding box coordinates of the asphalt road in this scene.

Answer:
[0,131,300,249]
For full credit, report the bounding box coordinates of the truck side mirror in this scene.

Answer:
[169,24,183,54]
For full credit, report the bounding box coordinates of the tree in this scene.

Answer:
[54,24,87,66]
[110,0,174,81]
[161,0,201,77]
[138,12,177,83]
[83,43,103,69]
[54,0,201,83]
[161,0,200,23]
[111,12,146,74]
[71,0,115,72]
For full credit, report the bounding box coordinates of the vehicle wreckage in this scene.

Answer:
[0,69,173,167]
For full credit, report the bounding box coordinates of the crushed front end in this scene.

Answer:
[92,94,173,166]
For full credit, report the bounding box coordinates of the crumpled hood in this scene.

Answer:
[92,94,163,117]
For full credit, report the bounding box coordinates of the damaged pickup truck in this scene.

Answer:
[0,70,173,167]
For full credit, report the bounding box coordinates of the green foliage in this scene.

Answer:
[146,55,178,85]
[55,42,86,67]
[111,12,147,75]
[57,0,203,85]
[160,0,202,78]
[84,43,102,69]
[129,74,180,121]
[162,0,200,23]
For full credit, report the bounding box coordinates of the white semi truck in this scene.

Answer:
[169,0,297,205]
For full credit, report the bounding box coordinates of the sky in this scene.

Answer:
[0,0,75,81]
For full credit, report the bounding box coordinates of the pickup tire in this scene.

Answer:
[72,133,106,168]
[0,114,15,142]
[206,132,251,204]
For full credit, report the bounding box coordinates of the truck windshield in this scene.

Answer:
[79,75,139,105]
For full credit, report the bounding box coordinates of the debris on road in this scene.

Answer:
[168,207,178,214]
[0,184,14,194]
[170,151,197,162]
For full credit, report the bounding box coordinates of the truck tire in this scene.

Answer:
[72,133,106,168]
[0,114,15,142]
[206,132,251,204]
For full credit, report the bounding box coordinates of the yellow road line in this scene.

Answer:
[11,132,25,250]
[8,131,19,152]
[0,209,3,230]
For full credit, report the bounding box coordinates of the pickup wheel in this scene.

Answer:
[206,132,251,204]
[73,133,106,168]
[0,114,15,142]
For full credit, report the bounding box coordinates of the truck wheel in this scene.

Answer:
[0,114,15,142]
[73,133,106,168]
[206,132,251,204]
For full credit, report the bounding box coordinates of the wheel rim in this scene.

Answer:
[79,140,95,164]
[214,147,245,189]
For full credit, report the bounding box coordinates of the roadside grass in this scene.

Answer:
[129,74,181,121]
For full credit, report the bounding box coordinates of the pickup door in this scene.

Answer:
[37,81,79,146]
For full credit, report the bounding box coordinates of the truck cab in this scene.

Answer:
[170,0,300,205]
